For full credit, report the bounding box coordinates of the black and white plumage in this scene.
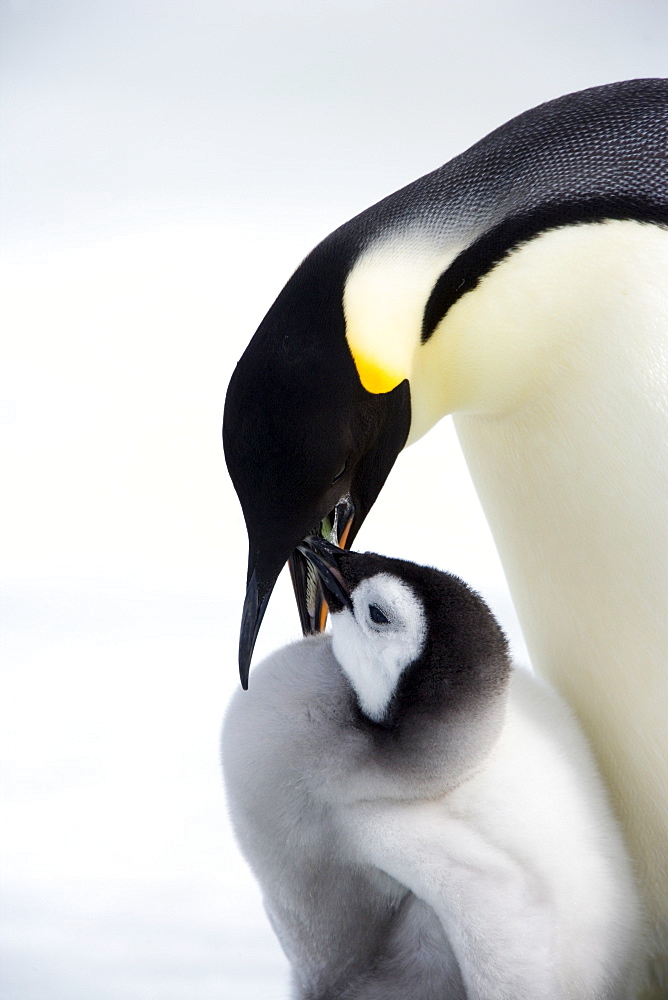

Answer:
[222,541,643,1000]
[223,80,668,986]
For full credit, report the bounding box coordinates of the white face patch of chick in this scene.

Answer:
[330,573,427,722]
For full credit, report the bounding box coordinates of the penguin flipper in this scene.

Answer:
[348,801,557,1000]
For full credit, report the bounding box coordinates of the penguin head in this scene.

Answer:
[224,82,668,689]
[224,238,411,688]
[298,537,511,741]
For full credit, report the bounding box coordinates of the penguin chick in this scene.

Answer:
[222,541,644,1000]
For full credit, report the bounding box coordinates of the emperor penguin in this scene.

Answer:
[222,78,668,987]
[222,538,643,1000]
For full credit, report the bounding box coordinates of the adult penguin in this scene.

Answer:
[222,79,668,988]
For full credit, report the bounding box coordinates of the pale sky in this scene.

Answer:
[1,1,666,996]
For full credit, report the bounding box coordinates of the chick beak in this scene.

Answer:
[296,535,352,614]
[287,495,354,636]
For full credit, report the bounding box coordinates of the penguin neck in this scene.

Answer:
[408,219,668,438]
[344,688,510,805]
[415,219,668,679]
[431,219,668,923]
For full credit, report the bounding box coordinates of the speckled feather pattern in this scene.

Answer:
[342,79,668,246]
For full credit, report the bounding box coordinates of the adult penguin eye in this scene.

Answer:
[369,604,390,625]
[332,460,348,484]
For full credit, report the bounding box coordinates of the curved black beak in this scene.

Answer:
[238,495,355,689]
[238,566,276,690]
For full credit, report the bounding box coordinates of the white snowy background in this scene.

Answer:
[1,1,665,997]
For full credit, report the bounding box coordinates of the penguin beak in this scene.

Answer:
[296,535,352,614]
[238,562,278,691]
[238,495,355,690]
[287,494,355,636]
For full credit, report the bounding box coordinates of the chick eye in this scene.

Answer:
[332,459,348,484]
[368,603,390,625]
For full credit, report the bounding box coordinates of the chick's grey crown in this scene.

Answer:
[333,550,511,729]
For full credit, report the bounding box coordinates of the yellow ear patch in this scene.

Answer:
[348,349,405,394]
[343,236,460,395]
